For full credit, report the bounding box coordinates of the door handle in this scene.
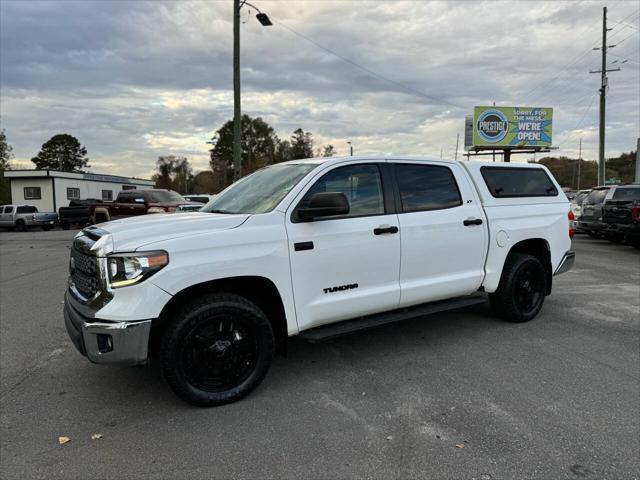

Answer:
[463,218,483,226]
[374,225,399,235]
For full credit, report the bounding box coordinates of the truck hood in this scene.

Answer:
[99,212,250,252]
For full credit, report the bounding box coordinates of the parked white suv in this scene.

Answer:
[64,157,574,406]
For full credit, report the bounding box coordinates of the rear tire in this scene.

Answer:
[490,253,547,323]
[61,222,71,230]
[160,293,275,407]
[15,220,27,232]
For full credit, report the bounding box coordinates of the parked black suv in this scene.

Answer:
[602,184,640,248]
[577,186,610,238]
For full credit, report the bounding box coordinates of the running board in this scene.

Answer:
[298,293,487,343]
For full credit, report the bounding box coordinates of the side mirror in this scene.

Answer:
[298,192,349,221]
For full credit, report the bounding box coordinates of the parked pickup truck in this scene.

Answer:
[85,189,201,224]
[63,157,575,406]
[602,184,640,248]
[0,204,58,231]
[58,198,105,230]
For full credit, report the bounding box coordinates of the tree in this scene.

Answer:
[319,144,336,157]
[0,129,13,204]
[172,157,194,194]
[0,129,13,171]
[209,115,279,184]
[153,156,177,190]
[289,128,314,160]
[152,156,195,193]
[537,150,636,189]
[31,134,89,171]
[191,171,220,194]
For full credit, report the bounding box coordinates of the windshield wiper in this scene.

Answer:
[207,209,234,214]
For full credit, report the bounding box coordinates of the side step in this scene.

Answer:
[298,293,487,343]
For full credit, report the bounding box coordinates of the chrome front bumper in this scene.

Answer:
[64,291,151,365]
[554,251,575,276]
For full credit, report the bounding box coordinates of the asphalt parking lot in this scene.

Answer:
[0,230,638,480]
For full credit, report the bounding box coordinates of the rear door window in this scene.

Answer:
[17,206,38,213]
[3,206,13,213]
[394,164,462,212]
[481,167,558,197]
[612,187,640,201]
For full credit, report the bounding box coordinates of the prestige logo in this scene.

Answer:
[477,109,509,143]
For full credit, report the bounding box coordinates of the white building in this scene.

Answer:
[4,170,155,212]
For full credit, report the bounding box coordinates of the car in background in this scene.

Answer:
[602,184,640,248]
[176,194,216,212]
[577,186,610,238]
[58,198,106,230]
[183,194,216,204]
[0,205,58,231]
[570,189,591,231]
[87,189,201,223]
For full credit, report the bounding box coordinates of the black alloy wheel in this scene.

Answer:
[512,263,545,317]
[180,314,258,393]
[161,293,275,406]
[490,253,547,323]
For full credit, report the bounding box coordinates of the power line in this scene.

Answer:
[271,18,463,109]
[523,9,638,103]
[557,94,597,148]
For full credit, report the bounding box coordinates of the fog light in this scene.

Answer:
[97,334,113,353]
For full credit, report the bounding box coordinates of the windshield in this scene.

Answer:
[573,192,589,205]
[147,191,185,203]
[585,189,608,205]
[202,163,318,214]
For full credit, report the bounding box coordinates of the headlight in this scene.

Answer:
[107,251,169,288]
[147,207,166,214]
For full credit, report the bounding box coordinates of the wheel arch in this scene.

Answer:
[505,238,552,295]
[150,275,289,357]
[92,207,110,224]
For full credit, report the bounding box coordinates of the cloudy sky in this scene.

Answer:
[1,0,638,178]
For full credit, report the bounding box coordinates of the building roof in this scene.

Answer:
[3,169,154,185]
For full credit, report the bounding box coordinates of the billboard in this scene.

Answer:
[472,106,552,148]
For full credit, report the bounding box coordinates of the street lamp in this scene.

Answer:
[233,0,272,182]
[347,141,353,156]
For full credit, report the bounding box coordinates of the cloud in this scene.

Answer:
[1,0,638,178]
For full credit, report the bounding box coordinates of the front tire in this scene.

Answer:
[160,293,275,407]
[490,253,547,323]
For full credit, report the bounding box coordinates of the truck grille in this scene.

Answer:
[71,248,99,299]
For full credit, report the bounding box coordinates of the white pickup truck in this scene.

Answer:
[64,157,575,406]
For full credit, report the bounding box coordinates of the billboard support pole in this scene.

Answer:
[504,150,511,163]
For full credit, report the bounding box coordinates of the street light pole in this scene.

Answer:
[232,0,271,183]
[347,141,353,156]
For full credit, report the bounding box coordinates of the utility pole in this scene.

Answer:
[454,133,460,161]
[233,0,242,182]
[635,138,640,183]
[347,141,353,156]
[577,138,582,190]
[590,6,621,185]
